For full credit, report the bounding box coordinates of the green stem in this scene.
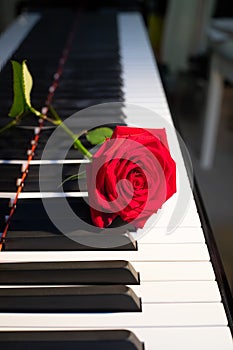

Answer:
[60,122,92,159]
[0,110,28,134]
[40,107,92,160]
[48,105,61,122]
[40,113,60,125]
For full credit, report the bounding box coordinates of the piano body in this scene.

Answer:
[0,5,232,350]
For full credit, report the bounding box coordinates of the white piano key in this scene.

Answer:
[132,281,221,303]
[133,261,215,281]
[122,73,162,82]
[123,69,158,77]
[122,103,171,113]
[121,65,157,71]
[0,159,90,165]
[123,82,163,93]
[122,113,172,125]
[0,243,210,262]
[122,52,154,59]
[122,106,173,124]
[132,196,201,233]
[153,195,202,228]
[123,104,171,115]
[122,90,162,98]
[0,281,221,303]
[0,192,89,199]
[138,227,205,243]
[134,327,233,350]
[0,303,227,328]
[124,97,168,104]
[122,92,166,100]
[119,16,152,41]
[123,93,165,102]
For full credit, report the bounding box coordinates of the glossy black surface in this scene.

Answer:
[0,329,144,350]
[0,260,140,285]
[0,285,141,312]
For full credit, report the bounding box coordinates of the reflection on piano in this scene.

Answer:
[0,7,232,350]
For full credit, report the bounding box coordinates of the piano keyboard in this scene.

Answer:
[0,9,232,350]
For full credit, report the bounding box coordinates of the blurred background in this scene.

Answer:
[0,0,232,293]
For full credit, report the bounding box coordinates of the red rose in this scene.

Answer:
[86,126,176,229]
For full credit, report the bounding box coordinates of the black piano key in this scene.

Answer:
[11,197,92,223]
[0,285,141,312]
[4,230,137,251]
[0,199,10,232]
[0,164,22,192]
[23,162,102,192]
[9,198,135,229]
[0,128,34,159]
[8,198,107,224]
[23,180,83,193]
[0,330,144,350]
[52,96,124,111]
[0,12,76,116]
[58,77,123,89]
[22,163,82,192]
[0,260,140,285]
[6,197,137,251]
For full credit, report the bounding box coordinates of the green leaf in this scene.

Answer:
[8,60,26,117]
[8,60,41,118]
[86,127,113,145]
[22,60,33,108]
[22,60,40,116]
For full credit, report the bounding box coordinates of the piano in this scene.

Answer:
[0,6,232,350]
